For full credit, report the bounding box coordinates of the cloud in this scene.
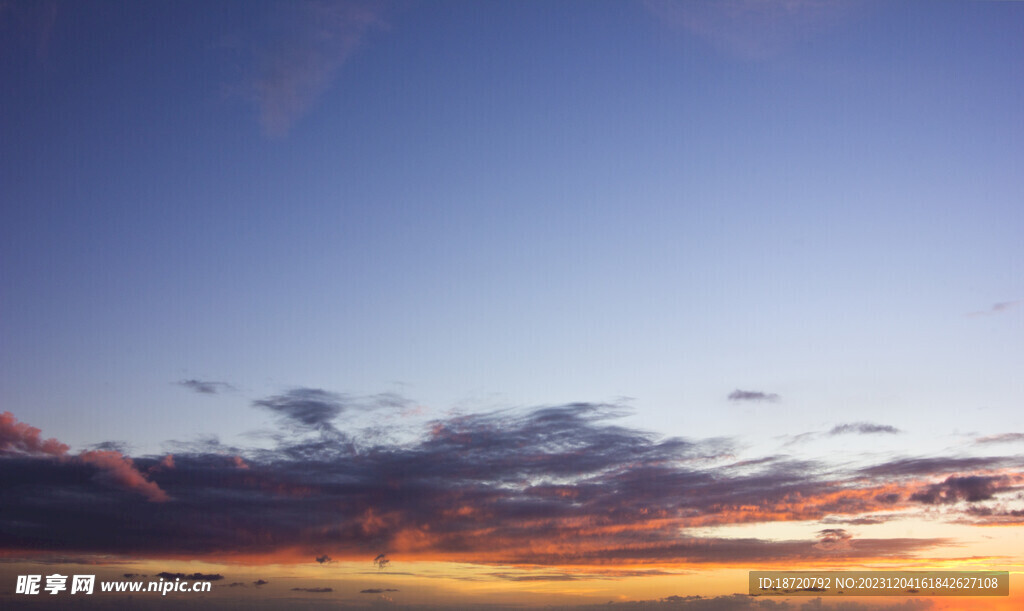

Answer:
[813,528,852,551]
[252,388,411,436]
[78,450,170,502]
[155,572,224,582]
[909,474,1015,505]
[360,588,399,593]
[90,441,132,453]
[968,300,1021,317]
[574,594,935,611]
[976,433,1024,444]
[315,554,333,564]
[1,413,167,501]
[373,553,390,569]
[958,505,1024,526]
[253,579,269,586]
[240,0,388,136]
[728,390,780,403]
[645,0,856,62]
[828,422,901,436]
[254,388,345,431]
[178,379,234,394]
[859,456,1012,478]
[488,573,579,582]
[2,406,1019,569]
[0,411,69,456]
[291,587,332,593]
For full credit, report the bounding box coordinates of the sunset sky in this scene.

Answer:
[1,1,1022,609]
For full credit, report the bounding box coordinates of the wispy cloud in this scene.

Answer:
[240,0,388,136]
[829,422,901,436]
[967,300,1021,317]
[0,0,58,62]
[644,0,855,62]
[728,389,780,403]
[178,379,235,395]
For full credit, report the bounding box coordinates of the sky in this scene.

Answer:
[1,1,1022,609]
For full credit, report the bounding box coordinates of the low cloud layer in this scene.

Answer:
[1,402,1021,568]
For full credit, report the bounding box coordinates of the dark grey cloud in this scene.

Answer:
[254,388,345,430]
[909,475,1014,505]
[828,422,901,436]
[292,587,332,593]
[89,441,131,453]
[859,456,1011,478]
[728,390,779,403]
[178,379,234,394]
[252,388,411,436]
[253,579,268,586]
[315,554,333,564]
[360,588,399,593]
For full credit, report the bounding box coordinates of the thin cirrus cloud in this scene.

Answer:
[644,0,857,62]
[240,0,389,136]
[3,402,1022,568]
[967,300,1020,317]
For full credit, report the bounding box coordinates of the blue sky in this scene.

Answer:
[2,1,1022,456]
[2,1,1022,460]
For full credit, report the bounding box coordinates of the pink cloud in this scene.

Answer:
[0,411,69,456]
[78,450,170,503]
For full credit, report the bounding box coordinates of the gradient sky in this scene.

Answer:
[1,1,1023,610]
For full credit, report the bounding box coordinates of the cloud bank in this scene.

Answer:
[2,403,1021,568]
